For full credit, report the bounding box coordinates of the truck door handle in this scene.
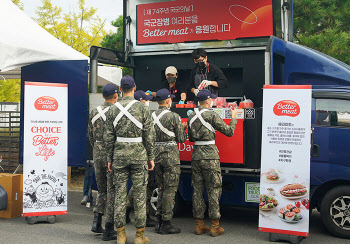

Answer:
[311,144,320,158]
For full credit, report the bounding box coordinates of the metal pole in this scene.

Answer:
[89,47,101,93]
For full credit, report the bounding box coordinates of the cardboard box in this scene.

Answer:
[0,173,23,219]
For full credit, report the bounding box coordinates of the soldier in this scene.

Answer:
[153,89,187,235]
[88,83,119,241]
[187,89,238,237]
[126,90,157,227]
[104,76,155,244]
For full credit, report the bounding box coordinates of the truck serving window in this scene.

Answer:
[315,99,350,127]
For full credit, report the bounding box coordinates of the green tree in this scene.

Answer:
[101,16,123,51]
[12,0,24,10]
[0,79,21,102]
[35,0,107,56]
[101,16,132,76]
[294,0,350,65]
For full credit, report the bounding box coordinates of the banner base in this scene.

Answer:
[269,232,306,244]
[25,215,57,225]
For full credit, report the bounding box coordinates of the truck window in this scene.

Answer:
[315,99,350,127]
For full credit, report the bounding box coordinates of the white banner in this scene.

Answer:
[23,82,68,217]
[259,85,312,237]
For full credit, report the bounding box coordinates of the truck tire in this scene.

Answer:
[320,186,350,238]
[150,188,158,216]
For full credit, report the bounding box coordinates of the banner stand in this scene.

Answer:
[269,233,305,244]
[25,215,56,225]
[258,85,312,242]
[22,82,68,220]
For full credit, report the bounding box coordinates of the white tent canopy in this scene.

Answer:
[0,0,121,85]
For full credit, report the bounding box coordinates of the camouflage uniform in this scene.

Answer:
[104,96,155,228]
[88,101,114,219]
[127,171,155,216]
[188,106,236,220]
[153,106,187,221]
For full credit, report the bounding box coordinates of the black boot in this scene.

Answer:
[159,220,181,235]
[146,215,157,227]
[102,222,117,241]
[126,207,131,224]
[155,215,162,233]
[91,213,104,233]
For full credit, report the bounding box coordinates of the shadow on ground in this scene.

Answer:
[0,190,347,244]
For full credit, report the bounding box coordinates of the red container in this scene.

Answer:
[239,96,254,108]
[214,97,226,108]
[176,104,185,108]
[186,101,196,108]
[227,102,238,109]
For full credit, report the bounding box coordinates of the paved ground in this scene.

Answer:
[0,190,349,244]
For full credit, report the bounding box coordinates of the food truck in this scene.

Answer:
[118,0,350,239]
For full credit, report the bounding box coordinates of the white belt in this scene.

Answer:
[95,140,102,143]
[194,140,215,146]
[155,141,177,146]
[116,137,143,143]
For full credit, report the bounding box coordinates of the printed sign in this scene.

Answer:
[258,85,312,237]
[137,0,273,44]
[245,182,260,203]
[23,82,68,217]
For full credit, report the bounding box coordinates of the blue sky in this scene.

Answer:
[22,0,124,32]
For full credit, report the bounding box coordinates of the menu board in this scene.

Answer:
[23,82,68,217]
[137,0,273,44]
[259,85,312,237]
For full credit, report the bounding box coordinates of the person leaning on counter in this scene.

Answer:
[146,66,187,104]
[190,48,228,97]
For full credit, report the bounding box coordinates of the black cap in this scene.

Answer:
[120,75,136,90]
[197,89,217,101]
[134,90,153,101]
[102,83,120,97]
[156,88,175,101]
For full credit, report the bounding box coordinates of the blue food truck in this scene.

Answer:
[116,0,350,239]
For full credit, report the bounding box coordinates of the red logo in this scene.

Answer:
[273,100,300,117]
[35,145,55,161]
[34,96,58,111]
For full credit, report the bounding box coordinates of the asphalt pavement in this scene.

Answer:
[0,190,348,244]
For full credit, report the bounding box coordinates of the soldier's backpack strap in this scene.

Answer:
[113,100,143,129]
[152,110,175,137]
[91,106,110,125]
[189,108,215,133]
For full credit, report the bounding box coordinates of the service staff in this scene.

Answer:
[147,66,187,104]
[190,48,228,97]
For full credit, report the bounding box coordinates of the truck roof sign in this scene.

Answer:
[136,0,273,45]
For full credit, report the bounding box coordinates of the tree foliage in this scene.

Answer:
[35,0,107,56]
[101,16,123,52]
[0,79,21,102]
[294,0,350,65]
[101,16,132,76]
[12,0,24,10]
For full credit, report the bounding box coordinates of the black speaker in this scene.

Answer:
[0,184,8,211]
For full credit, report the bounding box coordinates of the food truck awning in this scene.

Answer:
[0,0,122,85]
